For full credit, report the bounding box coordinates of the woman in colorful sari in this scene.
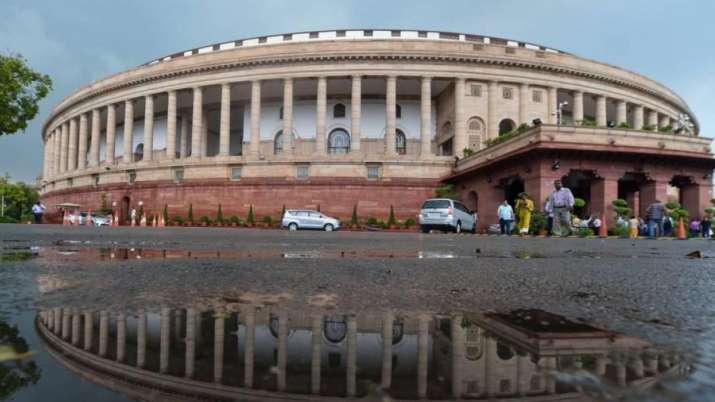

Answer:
[515,192,534,235]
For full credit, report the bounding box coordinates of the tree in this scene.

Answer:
[0,175,39,223]
[0,53,52,136]
[216,204,223,223]
[351,205,359,225]
[247,205,255,225]
[611,199,631,218]
[387,205,397,227]
[163,204,169,223]
[187,204,194,224]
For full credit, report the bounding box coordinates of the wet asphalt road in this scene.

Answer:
[2,224,715,354]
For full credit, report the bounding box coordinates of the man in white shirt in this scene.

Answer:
[497,200,515,235]
[31,201,46,224]
[546,179,575,237]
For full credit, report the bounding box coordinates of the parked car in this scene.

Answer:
[282,209,341,231]
[419,198,477,233]
[69,212,111,227]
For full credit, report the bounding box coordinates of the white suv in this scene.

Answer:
[282,210,341,231]
[419,199,477,233]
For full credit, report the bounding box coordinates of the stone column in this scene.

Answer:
[62,307,71,340]
[487,81,498,139]
[681,182,712,218]
[346,315,358,397]
[83,311,93,351]
[277,311,288,391]
[615,361,627,387]
[46,133,54,179]
[243,306,255,388]
[249,81,261,157]
[166,90,177,160]
[385,76,397,157]
[78,115,89,170]
[519,83,529,125]
[137,311,147,368]
[420,76,432,158]
[573,90,584,123]
[596,356,608,376]
[191,87,203,159]
[381,310,394,389]
[214,310,225,383]
[648,110,658,128]
[99,310,109,357]
[544,356,557,393]
[311,314,322,394]
[123,100,134,164]
[595,96,607,127]
[517,354,529,396]
[116,312,126,362]
[71,310,80,345]
[160,307,170,374]
[89,109,101,167]
[351,75,362,152]
[660,115,671,128]
[106,104,116,164]
[68,119,78,171]
[315,77,327,155]
[590,175,619,225]
[617,100,627,125]
[417,314,429,399]
[185,307,196,378]
[548,87,558,124]
[218,84,231,157]
[282,78,294,155]
[631,358,645,379]
[201,111,208,157]
[451,314,465,398]
[143,95,154,162]
[60,123,69,173]
[634,105,645,130]
[454,77,467,156]
[179,115,189,159]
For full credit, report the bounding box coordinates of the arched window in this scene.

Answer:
[467,117,485,150]
[328,129,350,154]
[279,106,283,120]
[396,104,402,119]
[395,129,407,155]
[498,119,516,136]
[274,131,283,154]
[333,103,346,118]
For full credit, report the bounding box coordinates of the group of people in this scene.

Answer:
[497,179,578,236]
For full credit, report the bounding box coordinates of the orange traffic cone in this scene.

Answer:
[599,211,608,238]
[677,217,687,240]
[62,210,69,226]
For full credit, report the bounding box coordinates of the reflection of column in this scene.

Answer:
[454,78,466,157]
[249,81,261,157]
[99,310,109,357]
[219,84,231,157]
[61,308,71,340]
[185,308,196,378]
[315,77,327,155]
[160,307,170,374]
[384,76,397,157]
[630,357,645,379]
[83,311,93,351]
[277,311,288,391]
[596,356,608,376]
[282,78,294,155]
[485,337,495,397]
[347,315,358,397]
[544,356,557,394]
[381,311,394,390]
[615,360,627,387]
[311,314,322,394]
[517,353,528,396]
[116,312,126,362]
[244,306,255,388]
[351,75,362,152]
[645,354,658,375]
[573,90,584,123]
[417,314,429,399]
[71,309,80,344]
[106,104,116,164]
[213,310,225,383]
[123,100,134,164]
[166,91,177,159]
[54,307,62,335]
[137,311,147,368]
[420,77,432,158]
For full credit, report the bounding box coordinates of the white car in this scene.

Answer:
[69,212,111,227]
[282,209,341,231]
[419,198,477,233]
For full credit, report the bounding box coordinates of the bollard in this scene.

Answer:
[599,211,608,238]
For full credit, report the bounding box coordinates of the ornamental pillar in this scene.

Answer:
[201,111,208,157]
[518,83,529,125]
[160,307,170,374]
[647,109,658,128]
[46,132,54,179]
[185,307,196,378]
[487,81,498,139]
[310,314,322,394]
[78,114,88,169]
[123,100,134,164]
[276,311,288,391]
[53,129,61,175]
[454,77,467,157]
[191,87,203,159]
[451,313,465,398]
[99,310,109,357]
[316,77,327,155]
[417,314,429,399]
[420,76,432,158]
[596,95,607,127]
[660,114,671,128]
[548,87,558,124]
[116,312,126,362]
[166,90,177,159]
[137,310,147,368]
[616,100,627,125]
[213,309,225,383]
[179,115,189,159]
[282,78,294,155]
[385,76,397,157]
[573,90,584,123]
[106,104,116,164]
[71,310,80,345]
[62,307,71,340]
[381,310,394,389]
[68,118,78,171]
[346,315,358,397]
[143,95,154,162]
[249,81,261,157]
[634,105,644,130]
[83,311,93,351]
[219,84,231,157]
[53,307,62,335]
[60,122,69,173]
[89,109,101,167]
[351,75,362,152]
[243,306,256,388]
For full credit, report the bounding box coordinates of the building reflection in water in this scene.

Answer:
[36,306,689,401]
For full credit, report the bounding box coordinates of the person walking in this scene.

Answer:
[515,193,534,235]
[546,179,575,237]
[31,201,46,224]
[497,200,515,235]
[700,214,712,239]
[628,215,640,239]
[645,199,666,238]
[544,198,554,236]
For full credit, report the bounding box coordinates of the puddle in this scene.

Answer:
[15,304,691,401]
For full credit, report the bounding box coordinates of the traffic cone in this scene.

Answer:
[140,215,147,227]
[62,210,69,226]
[159,215,165,228]
[599,212,608,238]
[86,209,93,227]
[677,217,687,240]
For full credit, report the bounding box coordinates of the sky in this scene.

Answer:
[1,0,714,183]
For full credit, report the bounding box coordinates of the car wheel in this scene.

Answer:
[470,223,477,234]
[421,226,430,234]
[324,224,334,232]
[288,223,298,231]
[455,221,462,234]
